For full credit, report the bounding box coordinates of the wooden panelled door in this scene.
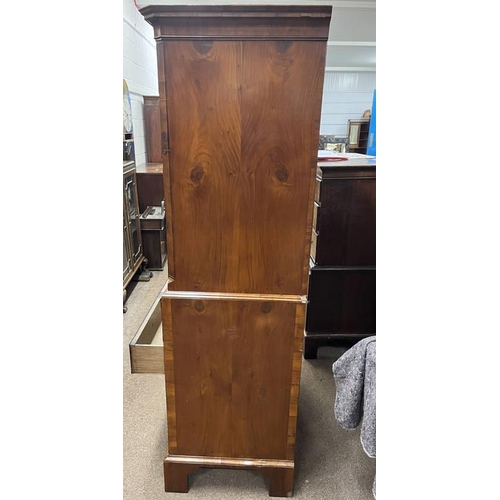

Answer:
[140,5,331,497]
[163,40,327,295]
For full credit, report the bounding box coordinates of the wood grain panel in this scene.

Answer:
[143,96,162,163]
[136,169,164,214]
[239,41,326,296]
[156,41,175,281]
[129,299,164,374]
[162,296,298,459]
[164,41,241,293]
[286,303,305,460]
[316,177,376,266]
[305,268,376,334]
[165,40,326,295]
[161,297,178,453]
[129,344,164,374]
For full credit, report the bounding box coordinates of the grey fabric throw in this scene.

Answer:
[332,336,376,497]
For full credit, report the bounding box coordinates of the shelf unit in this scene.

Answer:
[347,118,370,154]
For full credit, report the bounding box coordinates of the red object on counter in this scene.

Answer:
[317,156,349,162]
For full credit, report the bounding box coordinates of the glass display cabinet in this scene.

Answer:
[123,161,152,311]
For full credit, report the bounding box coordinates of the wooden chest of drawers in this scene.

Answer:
[135,162,164,214]
[137,4,331,497]
[304,159,376,359]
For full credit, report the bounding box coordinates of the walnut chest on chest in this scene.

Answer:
[138,5,331,496]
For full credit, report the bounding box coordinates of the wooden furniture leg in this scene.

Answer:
[303,336,320,359]
[264,467,295,498]
[164,456,294,497]
[164,462,198,493]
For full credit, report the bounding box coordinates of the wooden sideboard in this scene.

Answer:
[136,163,166,271]
[304,158,376,359]
[135,162,164,214]
[138,4,331,497]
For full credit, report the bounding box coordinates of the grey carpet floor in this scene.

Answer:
[123,269,375,500]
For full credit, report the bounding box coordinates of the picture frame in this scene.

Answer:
[325,142,346,153]
[349,123,361,146]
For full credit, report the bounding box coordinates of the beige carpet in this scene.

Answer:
[123,269,375,499]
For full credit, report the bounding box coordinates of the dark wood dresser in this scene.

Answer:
[304,158,376,359]
[135,163,167,271]
[135,162,164,214]
[137,4,331,497]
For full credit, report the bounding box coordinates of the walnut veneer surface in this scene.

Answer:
[140,5,331,497]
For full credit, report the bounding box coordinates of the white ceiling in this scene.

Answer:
[136,1,376,71]
[326,1,375,70]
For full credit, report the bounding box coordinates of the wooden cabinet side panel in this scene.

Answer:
[136,172,164,214]
[163,297,299,460]
[286,303,305,459]
[144,96,163,163]
[317,177,376,266]
[162,40,325,295]
[156,42,175,279]
[305,269,376,334]
[161,297,178,453]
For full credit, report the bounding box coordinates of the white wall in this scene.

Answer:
[320,71,376,136]
[123,0,158,166]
